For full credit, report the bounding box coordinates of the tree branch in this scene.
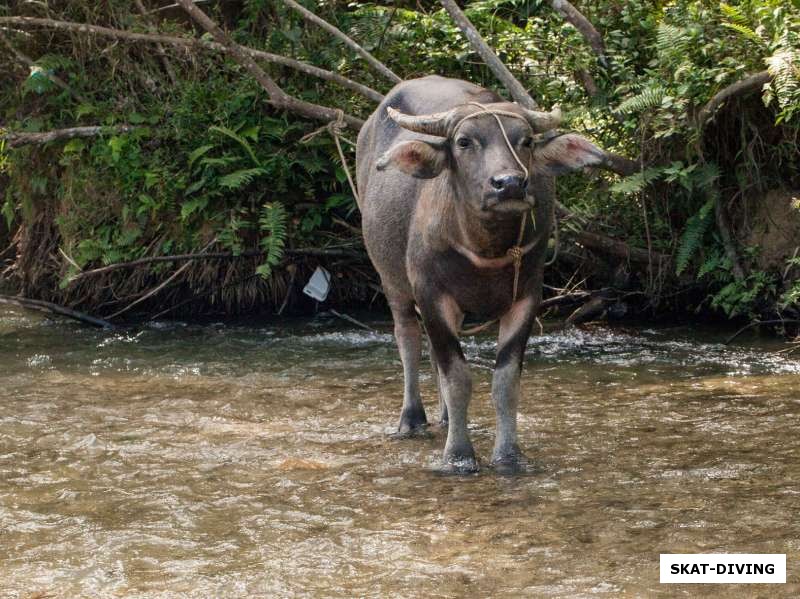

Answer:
[280,0,401,84]
[0,16,383,103]
[2,125,132,148]
[134,0,178,85]
[550,0,608,67]
[176,0,364,130]
[697,71,772,129]
[0,32,88,104]
[67,247,365,283]
[438,0,538,109]
[0,294,116,329]
[571,230,669,267]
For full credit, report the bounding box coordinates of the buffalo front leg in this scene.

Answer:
[491,296,537,472]
[420,295,476,472]
[389,299,427,435]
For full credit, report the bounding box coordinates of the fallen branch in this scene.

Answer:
[0,16,383,103]
[697,71,772,129]
[550,0,608,67]
[0,32,88,104]
[281,0,401,84]
[176,0,364,130]
[0,294,115,329]
[106,238,217,319]
[538,289,591,311]
[149,272,261,320]
[572,230,669,267]
[1,125,132,148]
[725,319,800,345]
[67,247,365,282]
[439,0,537,109]
[330,309,375,331]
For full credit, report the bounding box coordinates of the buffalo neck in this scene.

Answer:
[451,194,532,259]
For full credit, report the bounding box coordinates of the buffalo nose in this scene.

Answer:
[490,173,528,197]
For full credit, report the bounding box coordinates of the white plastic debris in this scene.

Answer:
[303,266,332,302]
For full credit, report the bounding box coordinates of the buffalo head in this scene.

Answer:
[377,102,606,214]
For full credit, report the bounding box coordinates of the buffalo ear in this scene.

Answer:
[376,140,448,179]
[533,133,606,175]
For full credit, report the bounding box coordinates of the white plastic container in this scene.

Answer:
[302,266,332,302]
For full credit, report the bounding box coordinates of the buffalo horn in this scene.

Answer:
[523,106,562,132]
[386,106,451,137]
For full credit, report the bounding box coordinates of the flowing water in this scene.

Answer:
[1,307,799,598]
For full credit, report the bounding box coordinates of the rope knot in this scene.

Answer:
[506,245,523,265]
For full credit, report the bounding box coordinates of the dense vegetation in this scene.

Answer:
[0,0,798,327]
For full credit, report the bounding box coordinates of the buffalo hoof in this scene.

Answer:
[389,424,432,440]
[439,445,480,474]
[490,450,538,475]
[390,407,429,439]
[437,455,480,475]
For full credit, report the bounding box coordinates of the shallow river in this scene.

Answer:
[1,307,799,597]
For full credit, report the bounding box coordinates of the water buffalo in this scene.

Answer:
[355,75,606,473]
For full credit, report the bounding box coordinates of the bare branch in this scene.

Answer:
[697,70,771,129]
[0,32,88,103]
[2,125,132,148]
[439,0,538,109]
[67,248,364,282]
[0,294,115,328]
[134,0,178,85]
[0,16,383,103]
[176,0,364,130]
[550,0,608,67]
[571,230,669,267]
[280,0,401,84]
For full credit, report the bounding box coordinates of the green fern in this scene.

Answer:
[615,86,665,114]
[721,22,762,45]
[217,167,268,190]
[766,34,800,121]
[610,167,663,195]
[209,125,261,166]
[676,197,715,275]
[719,3,747,25]
[257,202,287,279]
[656,23,691,58]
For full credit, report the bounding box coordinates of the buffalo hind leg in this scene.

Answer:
[389,298,427,435]
[420,294,477,473]
[491,296,536,473]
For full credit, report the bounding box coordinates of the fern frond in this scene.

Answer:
[656,23,690,58]
[766,43,800,111]
[719,3,747,25]
[615,86,665,114]
[610,167,663,195]
[676,198,715,275]
[692,163,720,191]
[217,167,268,190]
[257,202,287,279]
[209,125,261,167]
[721,22,762,45]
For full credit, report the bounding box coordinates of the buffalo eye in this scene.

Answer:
[521,136,533,148]
[456,137,471,149]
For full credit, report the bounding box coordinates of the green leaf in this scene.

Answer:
[188,144,215,170]
[209,125,260,166]
[217,167,268,190]
[180,196,209,220]
[676,198,715,275]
